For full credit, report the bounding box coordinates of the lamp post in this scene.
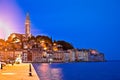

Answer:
[29,64,32,76]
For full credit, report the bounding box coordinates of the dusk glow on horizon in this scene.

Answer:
[0,0,24,40]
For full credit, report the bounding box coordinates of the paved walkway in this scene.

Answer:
[0,63,40,80]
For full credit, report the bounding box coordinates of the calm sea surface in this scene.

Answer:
[33,61,120,80]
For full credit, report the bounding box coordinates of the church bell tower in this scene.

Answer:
[25,12,31,38]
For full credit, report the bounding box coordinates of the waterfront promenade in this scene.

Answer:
[0,63,39,80]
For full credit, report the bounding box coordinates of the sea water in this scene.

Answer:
[33,61,120,80]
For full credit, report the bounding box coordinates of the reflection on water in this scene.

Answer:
[33,62,120,80]
[35,63,63,80]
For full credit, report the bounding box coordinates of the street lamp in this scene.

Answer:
[29,64,32,76]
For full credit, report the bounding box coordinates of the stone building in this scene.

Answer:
[75,49,105,62]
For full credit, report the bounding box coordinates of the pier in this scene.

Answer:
[0,63,39,80]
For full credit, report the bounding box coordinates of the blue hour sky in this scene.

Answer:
[1,0,120,60]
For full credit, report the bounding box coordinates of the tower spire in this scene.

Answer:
[25,12,31,38]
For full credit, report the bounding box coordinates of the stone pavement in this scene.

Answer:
[0,63,40,80]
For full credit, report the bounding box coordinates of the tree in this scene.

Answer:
[27,36,36,42]
[36,35,52,44]
[0,39,5,44]
[56,40,74,50]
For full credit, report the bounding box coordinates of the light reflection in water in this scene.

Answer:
[38,63,63,80]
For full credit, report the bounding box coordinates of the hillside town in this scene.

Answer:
[0,13,105,64]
